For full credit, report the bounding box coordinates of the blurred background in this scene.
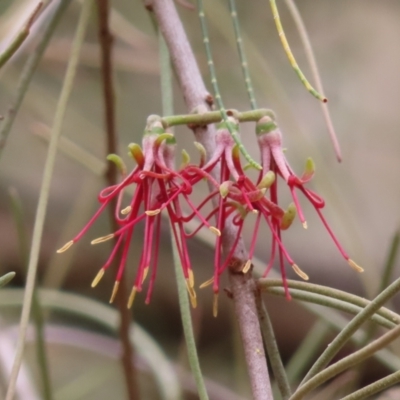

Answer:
[0,0,400,398]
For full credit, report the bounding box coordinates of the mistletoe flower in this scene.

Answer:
[192,117,289,313]
[255,115,363,278]
[57,116,219,309]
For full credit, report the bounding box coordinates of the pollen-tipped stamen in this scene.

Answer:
[121,206,131,215]
[57,240,74,253]
[213,293,219,318]
[145,209,161,216]
[127,286,137,309]
[109,281,120,303]
[348,259,364,273]
[142,266,150,284]
[292,264,309,281]
[242,260,252,274]
[209,226,221,236]
[188,269,195,288]
[91,234,115,245]
[199,277,214,289]
[91,268,105,288]
[186,283,197,308]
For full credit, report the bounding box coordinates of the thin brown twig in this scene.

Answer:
[97,1,139,399]
[149,1,273,398]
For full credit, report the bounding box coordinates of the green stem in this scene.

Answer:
[197,0,262,170]
[162,108,275,128]
[301,275,400,384]
[0,0,72,160]
[228,0,258,110]
[0,2,43,69]
[289,324,400,400]
[258,279,400,327]
[379,230,400,293]
[96,0,139,397]
[339,370,400,400]
[282,0,341,161]
[8,188,53,400]
[269,0,326,103]
[264,287,396,330]
[4,2,92,398]
[171,235,208,400]
[159,27,204,399]
[255,291,291,399]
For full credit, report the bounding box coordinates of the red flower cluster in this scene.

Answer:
[57,114,362,315]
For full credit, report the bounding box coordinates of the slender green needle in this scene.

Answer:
[339,369,400,400]
[8,188,53,400]
[269,0,327,103]
[197,0,262,170]
[380,230,400,293]
[256,293,292,399]
[0,2,43,70]
[289,324,400,400]
[159,29,205,400]
[228,0,258,110]
[0,0,72,161]
[5,2,93,399]
[283,0,341,161]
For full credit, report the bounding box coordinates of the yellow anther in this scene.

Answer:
[199,277,214,289]
[188,269,195,288]
[348,259,364,273]
[209,226,221,236]
[109,281,120,303]
[186,285,197,308]
[302,221,308,229]
[251,209,259,214]
[121,206,131,215]
[142,266,150,284]
[145,209,161,216]
[127,286,137,309]
[91,234,114,244]
[91,269,105,288]
[292,264,309,281]
[57,240,73,253]
[213,293,219,318]
[242,260,252,274]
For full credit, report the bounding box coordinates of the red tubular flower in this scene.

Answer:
[57,116,219,308]
[255,115,363,284]
[193,117,287,313]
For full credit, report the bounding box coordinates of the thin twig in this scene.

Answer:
[283,0,342,161]
[255,290,291,399]
[4,2,92,398]
[259,279,400,327]
[159,26,203,399]
[0,2,43,70]
[8,188,53,400]
[150,1,273,398]
[96,1,139,398]
[0,0,72,160]
[301,275,400,384]
[289,324,400,400]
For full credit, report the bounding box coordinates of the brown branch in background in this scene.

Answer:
[96,1,139,399]
[149,1,273,398]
